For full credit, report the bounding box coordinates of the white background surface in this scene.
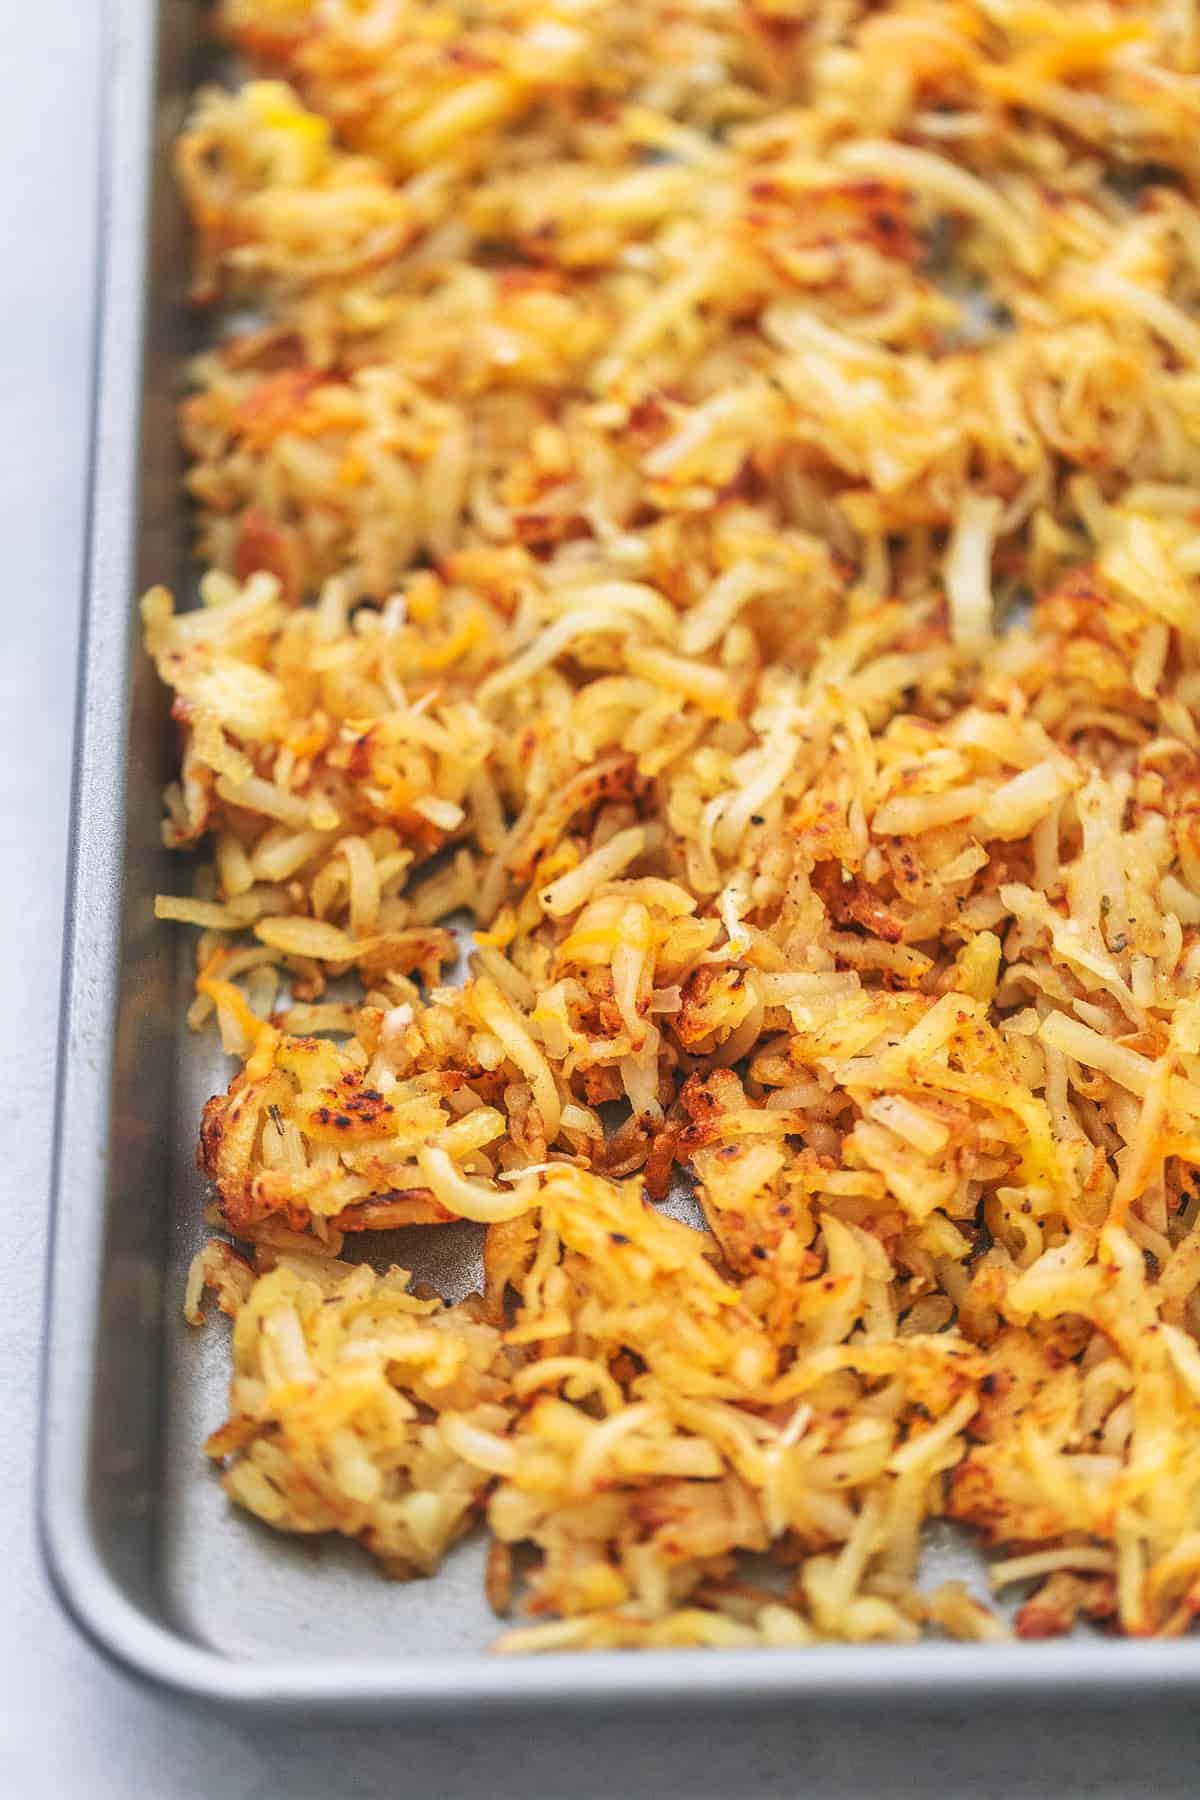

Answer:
[4,6,1200,1794]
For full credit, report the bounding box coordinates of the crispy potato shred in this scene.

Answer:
[152,0,1200,1648]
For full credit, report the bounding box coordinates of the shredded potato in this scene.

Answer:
[158,0,1200,1650]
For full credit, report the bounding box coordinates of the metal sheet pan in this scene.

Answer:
[38,0,1200,1715]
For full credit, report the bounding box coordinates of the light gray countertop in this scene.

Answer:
[3,8,1199,1795]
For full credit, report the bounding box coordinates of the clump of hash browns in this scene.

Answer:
[153,0,1200,1649]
